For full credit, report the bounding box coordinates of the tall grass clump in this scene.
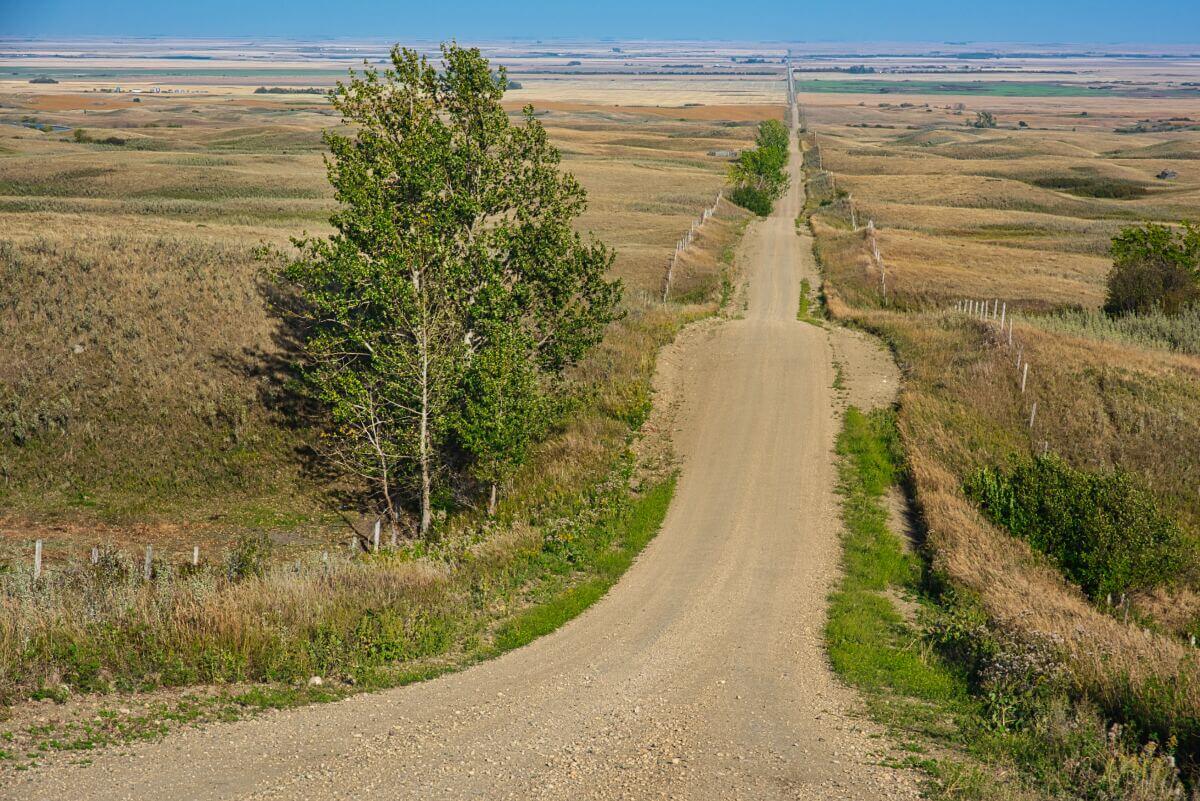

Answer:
[1029,306,1200,355]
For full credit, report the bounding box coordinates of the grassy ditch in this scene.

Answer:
[828,406,1192,800]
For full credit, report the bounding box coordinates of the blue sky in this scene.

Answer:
[2,0,1198,43]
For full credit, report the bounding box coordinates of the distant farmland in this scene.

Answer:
[793,78,1200,97]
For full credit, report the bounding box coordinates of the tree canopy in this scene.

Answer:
[728,118,790,216]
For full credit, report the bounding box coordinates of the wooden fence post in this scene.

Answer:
[192,545,200,566]
[33,539,43,581]
[91,546,99,565]
[1029,402,1038,428]
[1021,363,1029,393]
[143,545,153,581]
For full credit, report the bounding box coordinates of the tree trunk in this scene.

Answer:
[488,482,497,516]
[418,326,433,538]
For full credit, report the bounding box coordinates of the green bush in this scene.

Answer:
[729,185,774,216]
[1105,222,1200,316]
[965,456,1185,599]
[728,119,789,216]
[226,532,272,580]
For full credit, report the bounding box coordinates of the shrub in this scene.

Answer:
[729,185,774,216]
[226,532,272,580]
[965,456,1186,600]
[972,111,997,128]
[1104,222,1200,316]
[1031,175,1149,199]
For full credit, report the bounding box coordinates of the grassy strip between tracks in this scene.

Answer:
[826,406,1192,801]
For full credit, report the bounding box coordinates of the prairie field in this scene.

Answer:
[0,51,773,747]
[0,68,768,566]
[800,76,1200,774]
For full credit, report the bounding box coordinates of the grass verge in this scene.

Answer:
[1,476,675,772]
[828,405,1193,800]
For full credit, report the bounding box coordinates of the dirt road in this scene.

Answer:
[6,113,916,801]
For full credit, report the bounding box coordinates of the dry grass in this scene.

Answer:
[0,75,759,718]
[804,91,1200,766]
[0,87,753,562]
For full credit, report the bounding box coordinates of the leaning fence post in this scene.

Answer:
[33,539,43,581]
[1021,362,1029,393]
[143,545,153,581]
[1029,402,1038,428]
[1000,302,1006,330]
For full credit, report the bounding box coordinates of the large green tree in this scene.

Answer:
[280,43,620,536]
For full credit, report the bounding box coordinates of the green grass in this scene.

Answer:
[826,405,1194,800]
[828,407,965,709]
[797,277,812,319]
[796,276,827,325]
[493,478,673,651]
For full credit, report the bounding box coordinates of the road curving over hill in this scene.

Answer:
[6,107,917,801]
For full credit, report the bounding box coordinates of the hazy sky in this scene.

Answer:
[2,0,1199,43]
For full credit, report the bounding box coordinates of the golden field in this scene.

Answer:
[800,80,1200,766]
[0,72,768,565]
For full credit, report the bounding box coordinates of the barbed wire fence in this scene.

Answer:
[951,297,1053,456]
[662,189,726,303]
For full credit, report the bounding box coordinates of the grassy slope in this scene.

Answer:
[802,104,1200,791]
[829,406,1190,800]
[0,90,760,768]
[0,97,754,557]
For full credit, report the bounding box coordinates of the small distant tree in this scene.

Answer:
[1104,222,1200,316]
[972,111,997,128]
[279,43,619,536]
[729,119,790,215]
